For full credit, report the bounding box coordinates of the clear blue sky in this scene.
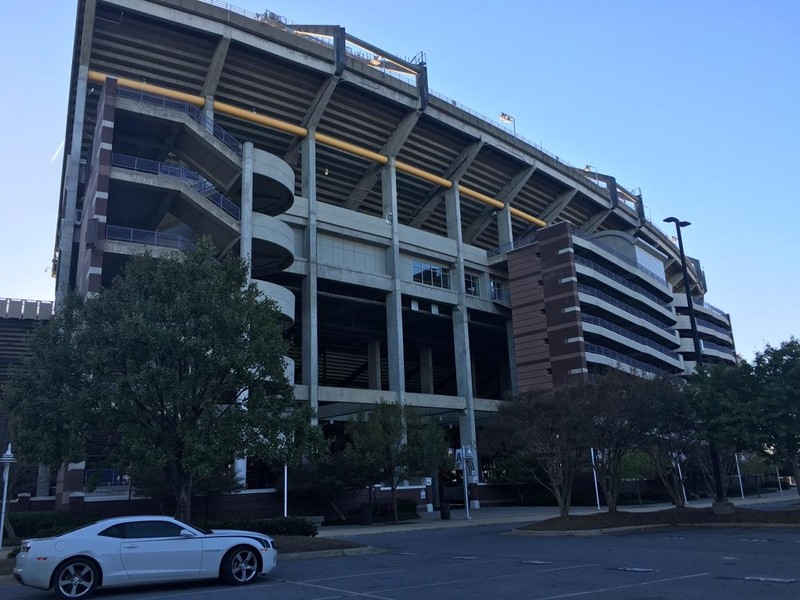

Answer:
[2,1,798,361]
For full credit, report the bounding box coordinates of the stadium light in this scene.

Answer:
[499,112,516,136]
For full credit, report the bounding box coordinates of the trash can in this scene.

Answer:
[440,502,451,520]
[359,502,373,525]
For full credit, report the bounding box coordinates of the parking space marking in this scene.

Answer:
[372,564,599,594]
[289,579,394,600]
[302,569,401,583]
[533,572,709,600]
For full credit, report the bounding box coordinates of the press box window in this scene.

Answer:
[464,273,480,296]
[412,260,451,289]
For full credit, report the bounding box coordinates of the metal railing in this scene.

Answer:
[118,87,242,155]
[111,153,241,219]
[696,317,732,337]
[698,300,728,319]
[487,233,538,257]
[574,256,670,308]
[570,227,668,287]
[702,340,736,357]
[581,315,680,360]
[490,286,511,303]
[584,343,669,376]
[577,284,674,333]
[106,225,195,252]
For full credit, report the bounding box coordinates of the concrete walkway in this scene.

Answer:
[317,490,798,538]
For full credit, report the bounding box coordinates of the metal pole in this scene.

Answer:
[666,218,726,505]
[677,461,688,505]
[283,463,288,518]
[0,444,14,548]
[461,446,471,520]
[735,454,745,499]
[777,466,783,495]
[590,448,601,511]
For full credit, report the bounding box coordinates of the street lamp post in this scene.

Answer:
[1,444,16,548]
[499,112,516,137]
[584,165,599,186]
[664,217,729,510]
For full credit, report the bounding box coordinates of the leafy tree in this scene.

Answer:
[752,338,800,495]
[483,384,593,516]
[406,415,452,509]
[345,401,410,523]
[587,370,653,512]
[638,376,697,507]
[4,240,324,520]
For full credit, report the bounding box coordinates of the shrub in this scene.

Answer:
[208,516,317,537]
[9,512,92,538]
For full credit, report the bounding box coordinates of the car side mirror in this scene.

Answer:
[179,529,196,538]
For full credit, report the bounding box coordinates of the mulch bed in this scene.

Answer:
[522,505,800,531]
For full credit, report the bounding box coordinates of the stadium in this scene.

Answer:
[44,0,736,502]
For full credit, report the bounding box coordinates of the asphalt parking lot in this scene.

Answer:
[3,521,799,600]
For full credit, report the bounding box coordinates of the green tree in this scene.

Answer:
[483,384,593,516]
[406,415,452,509]
[752,338,800,495]
[4,240,323,520]
[345,401,410,523]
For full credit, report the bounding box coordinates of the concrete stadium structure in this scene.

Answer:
[52,0,735,492]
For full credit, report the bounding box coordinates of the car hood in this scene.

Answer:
[208,529,273,541]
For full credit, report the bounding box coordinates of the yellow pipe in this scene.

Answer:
[214,101,308,137]
[87,70,549,228]
[315,132,388,165]
[396,161,452,188]
[88,70,204,107]
[458,185,505,210]
[509,207,547,227]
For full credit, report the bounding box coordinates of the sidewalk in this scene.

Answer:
[316,490,796,538]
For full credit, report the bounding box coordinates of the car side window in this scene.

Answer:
[98,524,125,538]
[123,521,185,539]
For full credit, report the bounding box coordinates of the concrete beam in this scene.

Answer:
[284,74,341,165]
[344,109,422,210]
[201,32,231,99]
[407,139,484,227]
[539,189,578,223]
[464,163,537,244]
[580,208,612,234]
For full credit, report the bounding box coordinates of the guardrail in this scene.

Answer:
[577,284,674,333]
[574,256,670,308]
[106,225,195,252]
[118,87,242,155]
[487,233,538,257]
[570,227,668,287]
[111,153,241,219]
[696,317,732,337]
[581,315,680,360]
[584,343,669,376]
[703,340,736,357]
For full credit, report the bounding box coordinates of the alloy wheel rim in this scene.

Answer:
[232,550,257,582]
[58,563,94,598]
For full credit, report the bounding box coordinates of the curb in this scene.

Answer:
[279,546,383,560]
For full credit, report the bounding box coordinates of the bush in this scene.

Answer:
[9,512,92,538]
[208,516,318,537]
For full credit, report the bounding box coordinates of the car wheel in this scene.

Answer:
[53,558,99,599]
[221,545,261,585]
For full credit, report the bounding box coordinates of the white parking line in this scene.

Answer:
[289,579,394,600]
[301,570,401,582]
[373,564,599,594]
[533,572,710,599]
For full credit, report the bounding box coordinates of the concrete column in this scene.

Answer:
[446,185,479,507]
[204,95,215,126]
[383,158,405,404]
[497,204,514,248]
[56,66,89,307]
[301,132,319,422]
[419,346,434,394]
[240,142,254,273]
[368,339,382,390]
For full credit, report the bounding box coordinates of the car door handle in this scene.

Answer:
[123,544,139,549]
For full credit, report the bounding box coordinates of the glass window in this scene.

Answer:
[412,259,451,290]
[98,524,124,538]
[464,273,480,296]
[123,520,184,539]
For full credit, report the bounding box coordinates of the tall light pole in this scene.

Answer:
[584,165,599,186]
[664,217,728,508]
[499,112,516,137]
[0,444,15,548]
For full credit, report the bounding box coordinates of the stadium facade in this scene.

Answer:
[53,0,736,493]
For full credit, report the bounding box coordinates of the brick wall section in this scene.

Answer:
[76,79,116,295]
[508,222,587,392]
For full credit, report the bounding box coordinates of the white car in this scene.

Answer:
[13,515,277,599]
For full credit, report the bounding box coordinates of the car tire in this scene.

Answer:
[52,557,99,599]
[221,545,261,585]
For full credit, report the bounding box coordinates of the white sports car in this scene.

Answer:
[13,515,278,599]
